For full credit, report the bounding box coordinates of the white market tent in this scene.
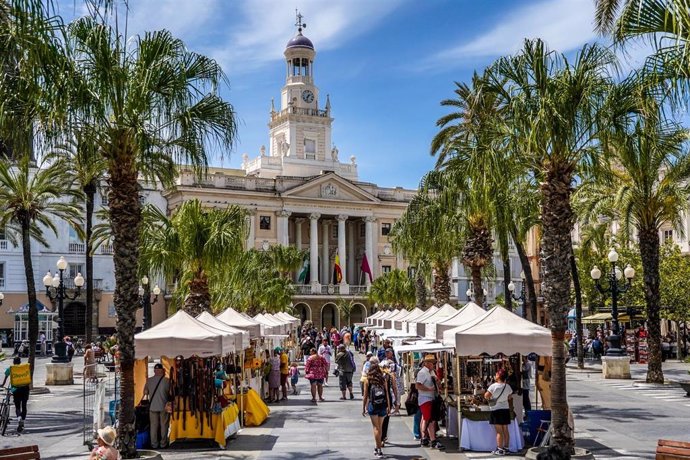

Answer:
[401,307,431,333]
[409,305,450,337]
[442,305,552,356]
[376,310,399,327]
[197,311,250,350]
[275,312,300,326]
[394,307,422,330]
[433,302,486,341]
[423,303,461,340]
[254,313,285,335]
[383,309,410,329]
[216,307,263,338]
[265,313,294,333]
[135,310,235,358]
[366,310,386,325]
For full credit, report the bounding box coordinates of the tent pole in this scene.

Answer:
[535,355,539,410]
[240,350,245,428]
[456,354,463,452]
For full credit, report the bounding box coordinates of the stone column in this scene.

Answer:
[347,221,355,285]
[310,213,320,293]
[322,220,330,284]
[365,216,376,287]
[295,218,305,251]
[277,210,291,246]
[246,210,256,250]
[337,215,348,294]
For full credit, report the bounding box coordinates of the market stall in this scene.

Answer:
[443,305,552,453]
[400,307,429,333]
[197,312,250,351]
[435,302,485,342]
[411,304,455,337]
[394,307,423,330]
[421,303,460,340]
[383,309,410,329]
[366,310,386,325]
[216,307,263,338]
[375,309,399,327]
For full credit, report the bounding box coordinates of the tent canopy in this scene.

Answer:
[254,313,284,335]
[135,310,234,358]
[197,311,250,350]
[394,307,423,329]
[383,309,410,328]
[422,304,458,324]
[366,310,387,323]
[216,307,263,338]
[435,302,486,341]
[443,305,552,356]
[408,306,439,325]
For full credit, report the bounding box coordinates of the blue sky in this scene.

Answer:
[57,0,651,189]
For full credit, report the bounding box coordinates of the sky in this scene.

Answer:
[56,0,652,189]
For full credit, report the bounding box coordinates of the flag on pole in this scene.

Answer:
[361,253,373,283]
[333,254,343,283]
[298,258,310,283]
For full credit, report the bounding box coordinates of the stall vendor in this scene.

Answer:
[144,363,170,449]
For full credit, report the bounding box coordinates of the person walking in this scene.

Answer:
[304,347,328,403]
[84,344,97,382]
[143,363,171,449]
[2,356,30,432]
[380,359,398,446]
[268,349,281,403]
[360,351,373,395]
[334,344,356,400]
[279,347,290,401]
[362,357,390,459]
[485,368,513,456]
[416,354,444,450]
[317,338,333,386]
[289,362,300,395]
[39,332,46,357]
[522,359,532,415]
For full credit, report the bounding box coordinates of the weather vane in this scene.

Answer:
[295,9,306,33]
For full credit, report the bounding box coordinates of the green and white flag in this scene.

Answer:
[298,258,310,283]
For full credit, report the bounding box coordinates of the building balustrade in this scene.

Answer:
[0,240,7,251]
[68,242,86,253]
[62,278,103,290]
[292,283,367,296]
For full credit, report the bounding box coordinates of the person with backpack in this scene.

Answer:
[334,344,356,400]
[362,357,390,459]
[2,356,30,432]
[379,359,398,446]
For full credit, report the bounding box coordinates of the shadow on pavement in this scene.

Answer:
[576,437,655,458]
[571,404,665,423]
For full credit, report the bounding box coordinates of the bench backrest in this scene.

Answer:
[0,445,40,460]
[657,439,690,460]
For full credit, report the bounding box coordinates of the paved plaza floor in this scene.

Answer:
[0,350,686,459]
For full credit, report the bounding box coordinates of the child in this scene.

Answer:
[289,362,300,395]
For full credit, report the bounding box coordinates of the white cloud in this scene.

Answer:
[125,0,222,39]
[431,0,597,64]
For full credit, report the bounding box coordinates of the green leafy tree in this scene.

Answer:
[659,242,690,359]
[265,244,307,279]
[367,269,415,309]
[0,155,83,378]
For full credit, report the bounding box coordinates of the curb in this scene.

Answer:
[31,386,51,395]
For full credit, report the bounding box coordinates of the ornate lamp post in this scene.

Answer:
[138,276,161,330]
[0,292,3,306]
[43,256,84,363]
[507,271,527,318]
[466,284,488,308]
[590,248,635,356]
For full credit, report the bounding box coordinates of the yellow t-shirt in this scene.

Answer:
[280,352,289,375]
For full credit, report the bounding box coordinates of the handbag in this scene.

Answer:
[488,383,507,408]
[431,395,444,422]
[404,390,419,415]
[333,368,340,377]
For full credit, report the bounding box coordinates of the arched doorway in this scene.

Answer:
[351,303,366,324]
[294,303,311,323]
[64,301,86,338]
[321,303,338,330]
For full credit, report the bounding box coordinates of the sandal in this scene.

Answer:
[319,398,326,402]
[339,396,346,400]
[311,398,317,403]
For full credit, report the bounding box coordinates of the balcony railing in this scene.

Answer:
[0,240,7,251]
[294,284,312,295]
[292,284,368,296]
[68,242,85,253]
[62,278,103,290]
[100,244,114,255]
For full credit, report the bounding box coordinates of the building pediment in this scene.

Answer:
[281,173,380,203]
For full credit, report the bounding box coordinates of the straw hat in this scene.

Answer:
[422,354,437,363]
[97,426,117,446]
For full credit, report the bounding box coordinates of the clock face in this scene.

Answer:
[302,90,314,103]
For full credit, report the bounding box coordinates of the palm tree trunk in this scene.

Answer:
[20,216,38,380]
[108,149,141,459]
[503,256,512,311]
[432,261,451,306]
[570,244,584,369]
[638,225,664,383]
[511,227,538,322]
[184,271,211,316]
[415,271,427,309]
[84,182,96,342]
[470,265,484,308]
[540,163,575,451]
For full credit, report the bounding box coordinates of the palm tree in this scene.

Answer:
[265,244,307,279]
[0,154,83,378]
[67,18,237,456]
[140,200,247,316]
[577,94,690,383]
[488,39,618,450]
[367,269,415,309]
[51,131,107,342]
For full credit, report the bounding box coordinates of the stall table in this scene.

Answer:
[460,409,524,453]
[169,403,240,448]
[231,388,270,427]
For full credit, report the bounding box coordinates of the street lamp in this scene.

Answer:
[590,248,635,356]
[466,283,488,308]
[138,276,161,330]
[508,271,527,319]
[0,292,4,307]
[43,256,84,363]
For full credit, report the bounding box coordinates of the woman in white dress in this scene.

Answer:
[317,338,333,386]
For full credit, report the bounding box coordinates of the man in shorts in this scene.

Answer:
[278,347,289,401]
[415,354,444,450]
[335,344,355,400]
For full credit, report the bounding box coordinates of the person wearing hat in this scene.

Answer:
[144,363,171,449]
[89,426,118,460]
[415,354,444,450]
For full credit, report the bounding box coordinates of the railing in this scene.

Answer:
[69,242,86,253]
[271,107,329,122]
[294,284,312,295]
[291,284,368,296]
[350,285,368,295]
[0,240,7,251]
[321,285,340,295]
[100,244,114,255]
[63,278,103,290]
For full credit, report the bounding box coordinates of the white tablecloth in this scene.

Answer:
[460,417,524,452]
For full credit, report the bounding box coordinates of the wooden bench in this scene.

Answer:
[0,445,40,460]
[657,440,690,459]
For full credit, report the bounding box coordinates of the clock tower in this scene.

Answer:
[244,12,357,180]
